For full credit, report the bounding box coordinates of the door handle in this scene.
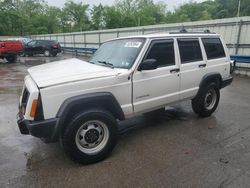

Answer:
[170,68,180,73]
[199,64,207,68]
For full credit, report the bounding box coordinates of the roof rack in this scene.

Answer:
[169,28,216,34]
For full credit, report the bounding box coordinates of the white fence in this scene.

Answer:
[32,16,250,56]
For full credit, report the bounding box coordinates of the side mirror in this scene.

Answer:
[138,59,157,71]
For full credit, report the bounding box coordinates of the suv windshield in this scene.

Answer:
[90,38,145,69]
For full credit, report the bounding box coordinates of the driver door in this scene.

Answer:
[132,39,180,113]
[25,41,37,54]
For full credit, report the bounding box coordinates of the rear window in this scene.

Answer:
[178,38,203,64]
[202,38,225,60]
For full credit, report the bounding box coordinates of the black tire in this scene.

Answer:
[6,55,17,63]
[62,108,118,164]
[192,82,220,117]
[19,52,25,57]
[51,52,57,57]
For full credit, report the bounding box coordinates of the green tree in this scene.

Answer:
[91,4,105,30]
[214,0,250,18]
[1,0,250,36]
[136,0,166,26]
[102,6,123,29]
[45,7,61,34]
[63,0,90,31]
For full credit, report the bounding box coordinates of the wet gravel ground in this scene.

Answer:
[0,54,250,187]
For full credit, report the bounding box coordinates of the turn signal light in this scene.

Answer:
[30,99,38,118]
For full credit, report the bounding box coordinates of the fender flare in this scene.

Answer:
[195,72,222,98]
[51,92,125,141]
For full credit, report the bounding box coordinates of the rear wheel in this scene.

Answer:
[44,50,50,57]
[51,52,57,57]
[6,55,17,63]
[62,108,118,164]
[192,82,220,117]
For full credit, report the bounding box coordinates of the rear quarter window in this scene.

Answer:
[202,38,225,60]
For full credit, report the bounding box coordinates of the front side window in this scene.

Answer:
[90,38,145,69]
[178,38,203,63]
[37,41,44,45]
[144,40,175,67]
[202,38,225,60]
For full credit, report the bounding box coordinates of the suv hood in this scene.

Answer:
[28,58,124,88]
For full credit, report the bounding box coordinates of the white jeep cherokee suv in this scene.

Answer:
[17,31,233,164]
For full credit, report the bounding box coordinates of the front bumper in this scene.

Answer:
[221,76,233,89]
[17,117,58,139]
[2,51,19,57]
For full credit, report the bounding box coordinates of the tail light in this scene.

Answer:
[52,44,58,48]
[1,43,5,48]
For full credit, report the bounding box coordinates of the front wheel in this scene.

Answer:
[19,52,25,57]
[192,82,220,117]
[62,109,118,164]
[6,55,17,63]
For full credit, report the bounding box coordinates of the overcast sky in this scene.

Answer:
[47,0,205,11]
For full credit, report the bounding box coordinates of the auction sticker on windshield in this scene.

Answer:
[124,41,142,48]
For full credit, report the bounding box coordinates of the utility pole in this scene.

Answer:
[237,0,241,17]
[235,0,242,54]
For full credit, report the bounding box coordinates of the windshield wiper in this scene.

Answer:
[97,61,114,68]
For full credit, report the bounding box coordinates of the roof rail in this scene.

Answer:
[169,28,216,34]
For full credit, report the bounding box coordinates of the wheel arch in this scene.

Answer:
[52,92,125,141]
[196,73,222,97]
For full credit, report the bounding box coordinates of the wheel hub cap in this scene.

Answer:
[206,94,213,104]
[85,129,99,143]
[75,120,109,155]
[204,89,217,110]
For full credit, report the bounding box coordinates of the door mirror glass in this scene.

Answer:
[138,59,157,71]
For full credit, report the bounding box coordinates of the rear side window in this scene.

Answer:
[145,40,175,67]
[37,41,44,45]
[178,38,203,63]
[202,38,225,60]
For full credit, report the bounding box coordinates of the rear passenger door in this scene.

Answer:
[133,39,180,113]
[178,38,207,100]
[35,41,45,54]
